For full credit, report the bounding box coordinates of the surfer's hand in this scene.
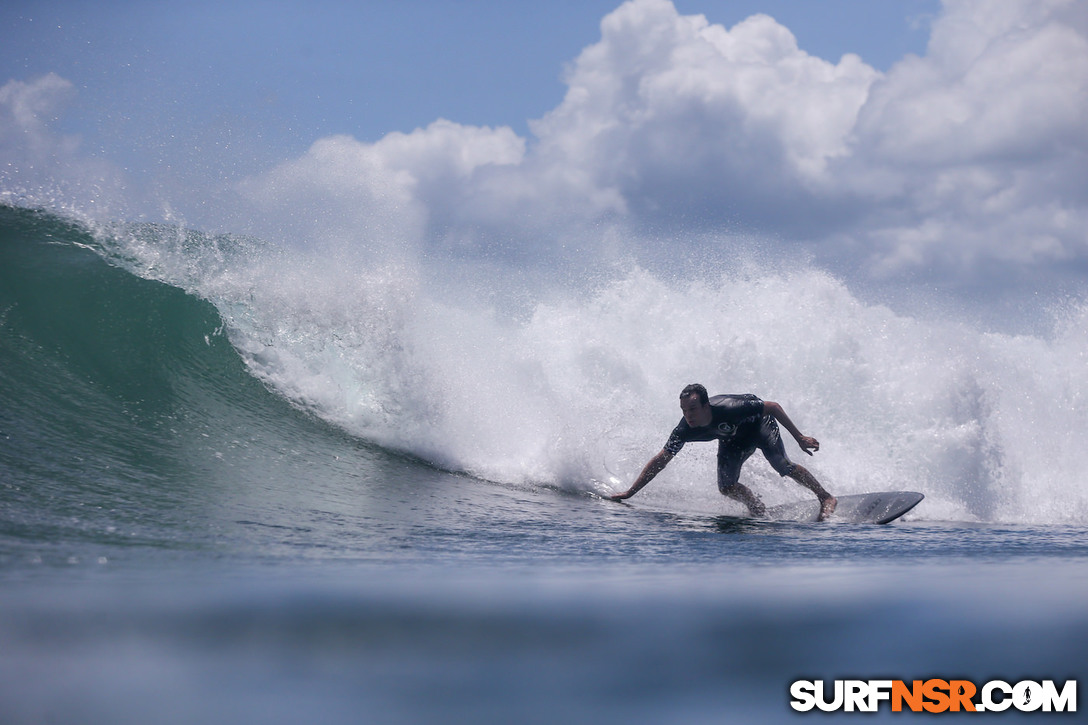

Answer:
[798,436,820,455]
[607,491,631,501]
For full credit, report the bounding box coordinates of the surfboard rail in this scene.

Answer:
[765,491,924,524]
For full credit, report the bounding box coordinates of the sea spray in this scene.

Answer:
[69,214,1088,525]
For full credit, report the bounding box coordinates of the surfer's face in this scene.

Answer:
[680,395,712,427]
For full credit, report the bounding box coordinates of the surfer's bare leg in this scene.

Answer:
[789,465,836,520]
[724,483,766,518]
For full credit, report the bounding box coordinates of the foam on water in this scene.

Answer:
[94,218,1088,526]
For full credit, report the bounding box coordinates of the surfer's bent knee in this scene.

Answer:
[717,479,739,495]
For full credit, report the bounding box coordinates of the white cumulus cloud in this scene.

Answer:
[233,119,524,256]
[532,2,879,222]
[231,0,1087,297]
[846,0,1088,281]
[0,73,124,213]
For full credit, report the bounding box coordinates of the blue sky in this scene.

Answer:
[2,0,1086,318]
[2,1,937,165]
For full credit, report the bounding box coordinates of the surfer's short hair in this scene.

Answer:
[680,383,709,405]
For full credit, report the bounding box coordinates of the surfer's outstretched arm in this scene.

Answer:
[609,449,674,501]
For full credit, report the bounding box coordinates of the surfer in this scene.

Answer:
[609,384,837,520]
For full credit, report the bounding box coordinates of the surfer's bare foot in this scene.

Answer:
[725,483,765,518]
[817,496,837,521]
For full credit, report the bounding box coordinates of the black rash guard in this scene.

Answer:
[664,394,796,492]
[664,394,766,454]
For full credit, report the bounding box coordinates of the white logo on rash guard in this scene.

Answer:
[716,422,737,437]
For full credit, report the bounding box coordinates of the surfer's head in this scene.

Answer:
[679,384,712,427]
[680,383,708,406]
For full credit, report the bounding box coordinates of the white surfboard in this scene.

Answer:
[765,491,924,524]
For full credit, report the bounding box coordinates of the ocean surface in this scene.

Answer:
[1,203,1086,723]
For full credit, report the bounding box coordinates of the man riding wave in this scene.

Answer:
[609,384,837,520]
